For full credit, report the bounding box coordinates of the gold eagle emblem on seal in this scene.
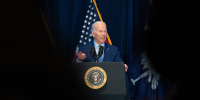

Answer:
[84,66,107,89]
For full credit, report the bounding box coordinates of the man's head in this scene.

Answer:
[91,21,107,45]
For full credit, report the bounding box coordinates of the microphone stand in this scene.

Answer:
[91,46,103,62]
[95,55,101,62]
[95,46,103,62]
[92,53,99,62]
[95,58,98,62]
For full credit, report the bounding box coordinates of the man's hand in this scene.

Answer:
[124,64,128,72]
[78,51,86,61]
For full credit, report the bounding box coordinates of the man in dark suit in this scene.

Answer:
[76,21,128,72]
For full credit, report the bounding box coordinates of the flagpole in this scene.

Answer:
[93,0,112,45]
[39,7,60,56]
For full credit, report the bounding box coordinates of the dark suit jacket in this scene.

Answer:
[78,42,123,62]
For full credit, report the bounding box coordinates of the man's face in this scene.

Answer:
[92,23,107,45]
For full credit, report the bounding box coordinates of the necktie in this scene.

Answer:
[98,45,103,62]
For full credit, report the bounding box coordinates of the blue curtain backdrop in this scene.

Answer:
[39,0,175,100]
[40,0,148,64]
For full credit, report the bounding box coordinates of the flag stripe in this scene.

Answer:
[106,33,112,45]
[93,0,112,45]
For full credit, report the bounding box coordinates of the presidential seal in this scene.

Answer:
[84,66,107,89]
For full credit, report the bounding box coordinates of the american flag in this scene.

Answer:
[73,0,112,61]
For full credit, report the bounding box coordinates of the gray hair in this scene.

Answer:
[91,21,106,32]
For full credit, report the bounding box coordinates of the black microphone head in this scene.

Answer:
[98,46,104,56]
[100,46,104,50]
[90,47,95,56]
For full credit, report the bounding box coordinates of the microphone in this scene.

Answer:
[90,47,96,57]
[90,47,97,62]
[98,46,104,57]
[90,46,104,62]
